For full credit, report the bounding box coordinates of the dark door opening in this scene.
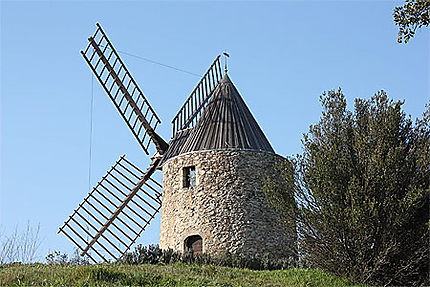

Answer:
[184,235,202,256]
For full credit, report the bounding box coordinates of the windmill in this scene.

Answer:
[60,23,296,263]
[58,23,224,263]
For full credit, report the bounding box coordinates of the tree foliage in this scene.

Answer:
[393,0,430,43]
[264,90,429,286]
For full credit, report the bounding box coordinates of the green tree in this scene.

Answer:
[394,0,430,43]
[264,90,429,286]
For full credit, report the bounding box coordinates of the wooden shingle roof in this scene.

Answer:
[158,74,274,167]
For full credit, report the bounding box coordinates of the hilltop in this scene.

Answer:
[0,263,367,286]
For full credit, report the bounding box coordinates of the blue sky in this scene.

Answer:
[1,1,428,261]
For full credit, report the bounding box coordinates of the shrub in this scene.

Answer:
[118,244,297,270]
[45,249,90,265]
[0,222,42,264]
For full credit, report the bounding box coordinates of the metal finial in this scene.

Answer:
[223,51,230,74]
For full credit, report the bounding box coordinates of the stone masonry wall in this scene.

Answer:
[159,150,295,259]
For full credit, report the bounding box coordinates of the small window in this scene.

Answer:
[184,235,202,256]
[183,166,196,188]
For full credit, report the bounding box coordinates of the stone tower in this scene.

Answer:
[158,74,294,259]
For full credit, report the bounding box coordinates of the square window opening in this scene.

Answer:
[184,166,196,188]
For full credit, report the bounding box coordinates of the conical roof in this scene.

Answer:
[158,74,274,167]
[180,75,274,153]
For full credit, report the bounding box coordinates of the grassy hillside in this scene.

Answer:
[0,263,367,286]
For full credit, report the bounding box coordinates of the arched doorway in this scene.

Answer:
[184,235,202,256]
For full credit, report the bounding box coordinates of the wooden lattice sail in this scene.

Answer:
[59,23,168,262]
[81,23,167,155]
[58,155,162,262]
[171,55,223,136]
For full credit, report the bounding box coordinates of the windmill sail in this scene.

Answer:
[81,23,168,155]
[58,155,162,263]
[171,55,223,136]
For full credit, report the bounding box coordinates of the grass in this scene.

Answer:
[0,262,368,287]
